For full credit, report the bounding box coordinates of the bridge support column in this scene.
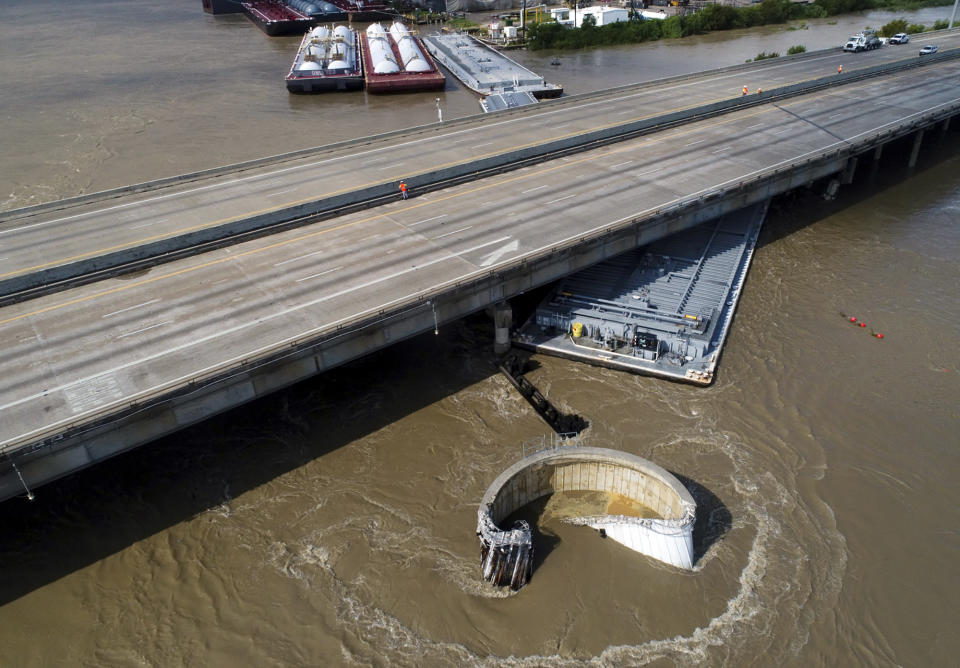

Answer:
[941,117,951,138]
[840,157,858,185]
[908,129,925,169]
[869,144,884,179]
[490,301,512,355]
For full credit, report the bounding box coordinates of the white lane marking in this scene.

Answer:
[522,185,548,194]
[637,168,661,176]
[0,257,6,261]
[377,163,404,170]
[273,249,326,266]
[554,123,571,129]
[474,142,494,148]
[267,188,297,198]
[130,217,168,230]
[102,299,161,318]
[546,194,576,205]
[479,239,519,267]
[712,146,732,153]
[295,266,342,283]
[432,226,472,240]
[828,112,845,119]
[610,160,633,169]
[117,321,170,339]
[746,123,764,129]
[685,139,705,146]
[410,214,447,227]
[774,128,792,135]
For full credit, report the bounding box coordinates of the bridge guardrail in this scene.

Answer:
[0,46,957,309]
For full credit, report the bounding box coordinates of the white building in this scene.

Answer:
[549,5,630,27]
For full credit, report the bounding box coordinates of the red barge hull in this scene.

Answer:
[242,0,314,36]
[360,34,446,93]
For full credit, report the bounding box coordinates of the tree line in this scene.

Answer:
[526,0,953,50]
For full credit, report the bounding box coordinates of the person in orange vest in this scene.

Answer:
[742,85,748,96]
[837,64,843,74]
[399,180,408,200]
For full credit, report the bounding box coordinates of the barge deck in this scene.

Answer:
[513,201,768,385]
[422,33,562,100]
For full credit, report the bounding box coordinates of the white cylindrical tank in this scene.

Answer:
[389,22,431,73]
[327,25,355,71]
[366,23,399,74]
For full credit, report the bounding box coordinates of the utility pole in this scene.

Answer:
[951,0,959,28]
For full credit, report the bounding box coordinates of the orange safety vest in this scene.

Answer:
[400,182,407,192]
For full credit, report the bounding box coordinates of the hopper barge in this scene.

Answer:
[361,23,446,93]
[241,0,314,36]
[286,24,364,92]
[422,33,562,102]
[513,202,767,385]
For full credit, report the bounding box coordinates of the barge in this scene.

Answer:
[324,0,393,22]
[513,202,768,385]
[285,24,364,93]
[360,23,446,93]
[422,33,562,100]
[242,0,314,36]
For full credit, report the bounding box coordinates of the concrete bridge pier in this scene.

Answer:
[941,117,952,139]
[840,156,858,185]
[490,301,513,355]
[908,129,925,169]
[869,143,885,179]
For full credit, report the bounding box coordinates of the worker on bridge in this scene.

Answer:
[742,85,748,96]
[838,64,843,74]
[399,180,408,200]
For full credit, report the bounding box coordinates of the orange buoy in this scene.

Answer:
[849,316,857,322]
[875,333,884,339]
[858,322,866,328]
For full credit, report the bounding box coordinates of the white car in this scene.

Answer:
[919,45,939,55]
[889,33,909,45]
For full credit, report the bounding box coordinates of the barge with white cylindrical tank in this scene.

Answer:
[360,22,446,93]
[285,24,364,92]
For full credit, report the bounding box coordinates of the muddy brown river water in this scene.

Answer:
[1,1,957,666]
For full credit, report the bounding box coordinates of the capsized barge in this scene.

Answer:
[422,33,562,100]
[241,0,314,36]
[361,23,446,93]
[513,202,768,385]
[286,24,364,92]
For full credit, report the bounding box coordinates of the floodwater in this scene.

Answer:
[0,1,958,665]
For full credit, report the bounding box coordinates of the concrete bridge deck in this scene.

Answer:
[1,36,959,500]
[2,31,958,300]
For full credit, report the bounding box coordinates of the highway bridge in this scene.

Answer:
[2,33,958,501]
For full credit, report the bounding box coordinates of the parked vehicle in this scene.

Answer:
[889,33,910,44]
[843,31,882,52]
[919,44,939,55]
